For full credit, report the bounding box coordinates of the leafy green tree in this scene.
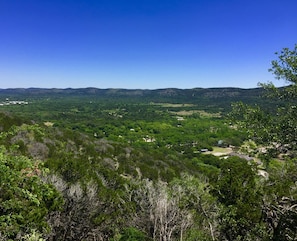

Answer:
[213,157,264,240]
[119,227,150,241]
[230,44,297,240]
[230,44,297,160]
[0,146,62,240]
[266,45,297,98]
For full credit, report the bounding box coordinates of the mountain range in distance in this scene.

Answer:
[0,87,264,98]
[0,87,271,112]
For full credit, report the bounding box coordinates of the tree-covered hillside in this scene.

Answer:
[0,87,269,113]
[0,46,297,240]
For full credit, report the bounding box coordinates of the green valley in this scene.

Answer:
[0,80,296,240]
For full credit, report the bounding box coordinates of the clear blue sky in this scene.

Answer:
[0,0,296,89]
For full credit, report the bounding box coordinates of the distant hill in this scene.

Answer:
[0,87,264,98]
[0,87,268,112]
[0,87,265,100]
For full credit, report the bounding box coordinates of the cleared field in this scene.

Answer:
[151,102,195,107]
[204,147,233,156]
[172,110,221,117]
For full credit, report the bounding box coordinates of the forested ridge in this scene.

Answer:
[0,45,297,240]
[0,87,268,113]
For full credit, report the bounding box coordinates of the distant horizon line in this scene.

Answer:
[0,86,267,91]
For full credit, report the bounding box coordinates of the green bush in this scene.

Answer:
[119,227,149,241]
[0,146,62,239]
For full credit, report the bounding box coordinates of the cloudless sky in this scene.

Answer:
[0,0,296,89]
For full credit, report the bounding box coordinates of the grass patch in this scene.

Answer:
[203,147,233,156]
[172,110,221,117]
[151,102,195,108]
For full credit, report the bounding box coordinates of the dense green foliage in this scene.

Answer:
[214,157,264,240]
[229,44,297,240]
[230,44,297,160]
[0,48,297,240]
[0,145,62,239]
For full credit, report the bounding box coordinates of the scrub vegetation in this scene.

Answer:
[0,45,296,240]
